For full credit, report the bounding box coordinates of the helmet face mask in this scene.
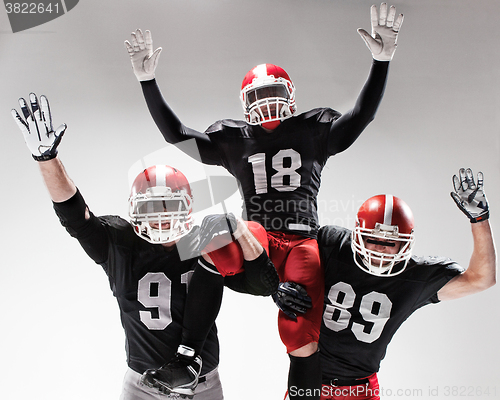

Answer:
[128,166,194,244]
[244,84,289,107]
[351,195,415,277]
[240,64,296,128]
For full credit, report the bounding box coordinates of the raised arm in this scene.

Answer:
[438,168,497,301]
[357,3,403,62]
[12,93,109,263]
[12,93,75,202]
[125,29,222,165]
[328,3,403,155]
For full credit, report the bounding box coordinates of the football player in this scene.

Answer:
[125,3,403,399]
[12,93,279,400]
[314,169,496,400]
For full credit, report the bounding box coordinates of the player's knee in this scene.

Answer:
[207,241,244,276]
[246,221,270,253]
[242,250,279,296]
[278,315,320,353]
[289,342,318,357]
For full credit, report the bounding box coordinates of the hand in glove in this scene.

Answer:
[125,29,162,81]
[12,93,67,161]
[272,281,312,320]
[451,168,489,223]
[357,3,404,61]
[198,213,238,253]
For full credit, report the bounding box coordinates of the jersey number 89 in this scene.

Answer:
[323,282,392,343]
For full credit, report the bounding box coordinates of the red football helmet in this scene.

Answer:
[240,63,296,130]
[351,194,415,277]
[128,165,194,244]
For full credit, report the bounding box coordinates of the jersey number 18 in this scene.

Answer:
[248,149,302,194]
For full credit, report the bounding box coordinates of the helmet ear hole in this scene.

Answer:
[128,165,194,244]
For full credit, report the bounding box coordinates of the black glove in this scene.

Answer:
[198,213,238,252]
[450,168,489,223]
[272,281,312,320]
[224,250,279,296]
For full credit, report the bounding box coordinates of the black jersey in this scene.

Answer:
[53,190,219,375]
[317,225,463,380]
[141,60,390,238]
[204,108,341,237]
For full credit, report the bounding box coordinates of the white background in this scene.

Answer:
[0,1,499,399]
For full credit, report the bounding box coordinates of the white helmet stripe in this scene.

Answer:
[253,64,268,79]
[384,194,394,225]
[155,165,167,187]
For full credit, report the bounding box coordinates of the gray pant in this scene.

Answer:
[119,367,224,400]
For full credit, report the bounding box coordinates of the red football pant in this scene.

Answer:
[321,374,380,400]
[205,221,269,276]
[207,224,323,353]
[267,231,323,353]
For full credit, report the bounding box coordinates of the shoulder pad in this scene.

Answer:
[298,108,342,123]
[99,215,131,230]
[412,255,464,272]
[318,225,351,247]
[205,119,247,134]
[98,215,138,248]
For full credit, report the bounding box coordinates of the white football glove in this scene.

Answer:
[357,3,404,61]
[451,168,489,223]
[125,29,162,81]
[12,93,67,161]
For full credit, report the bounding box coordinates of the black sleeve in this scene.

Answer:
[413,258,464,308]
[52,189,109,264]
[224,250,279,296]
[140,79,223,165]
[327,60,389,155]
